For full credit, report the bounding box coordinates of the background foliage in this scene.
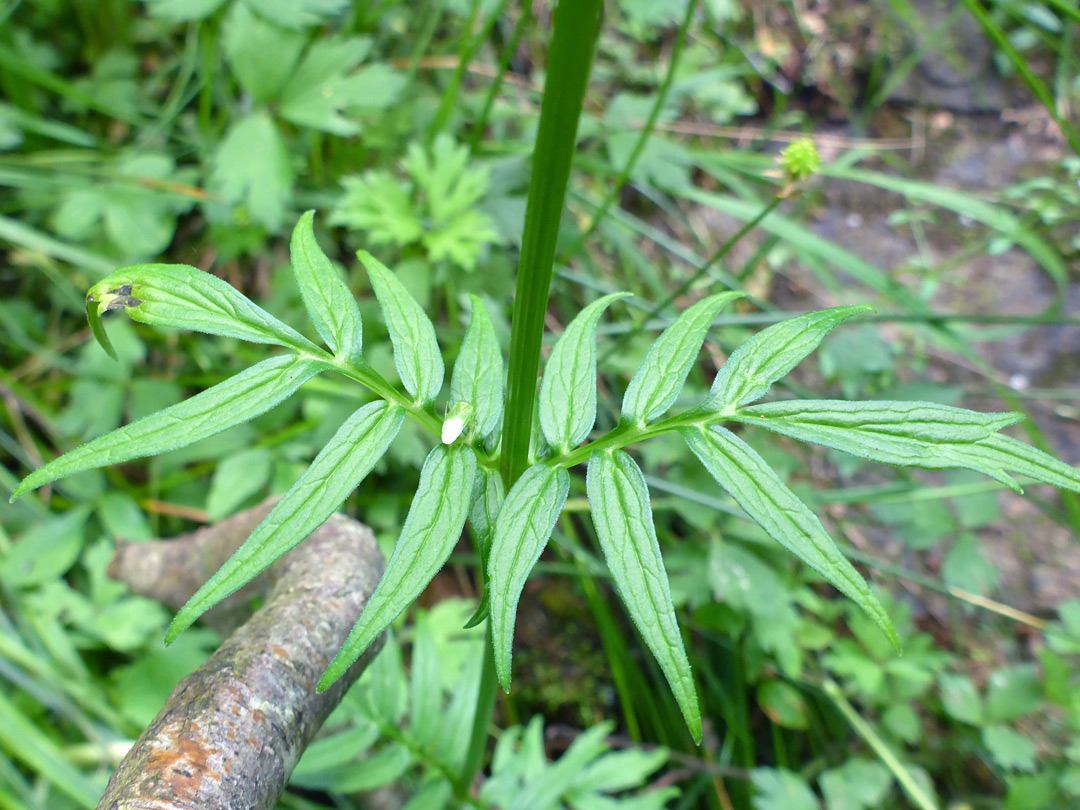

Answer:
[2,1,1080,809]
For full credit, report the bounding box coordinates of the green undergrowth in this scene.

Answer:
[3,2,1080,810]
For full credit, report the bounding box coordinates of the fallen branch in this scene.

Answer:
[99,501,386,810]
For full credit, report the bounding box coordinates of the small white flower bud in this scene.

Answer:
[442,416,465,445]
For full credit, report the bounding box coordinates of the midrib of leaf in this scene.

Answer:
[600,455,683,661]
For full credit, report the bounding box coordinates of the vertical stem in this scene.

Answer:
[467,5,533,154]
[500,0,604,487]
[456,625,497,800]
[822,679,941,810]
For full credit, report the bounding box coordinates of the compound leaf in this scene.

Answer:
[681,425,899,650]
[86,264,316,354]
[450,295,504,440]
[167,400,404,642]
[359,250,444,404]
[734,400,1040,492]
[222,2,306,103]
[622,291,744,425]
[489,462,570,689]
[13,355,324,501]
[278,38,403,135]
[290,211,363,360]
[703,306,870,413]
[320,444,477,687]
[587,449,701,743]
[211,111,293,232]
[540,292,629,453]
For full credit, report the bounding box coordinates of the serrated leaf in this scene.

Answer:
[290,211,363,360]
[539,292,629,453]
[736,399,1080,494]
[13,355,323,501]
[939,673,984,724]
[681,425,899,650]
[320,445,477,688]
[451,295,504,440]
[819,759,893,810]
[211,111,293,232]
[222,2,306,103]
[278,39,404,135]
[86,264,316,353]
[750,768,819,810]
[703,305,871,413]
[622,291,744,425]
[359,250,444,404]
[587,450,701,743]
[166,401,404,642]
[489,462,570,689]
[983,725,1037,772]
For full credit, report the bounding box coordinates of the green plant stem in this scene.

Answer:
[500,0,604,487]
[961,0,1080,156]
[598,194,782,368]
[578,0,698,244]
[550,408,728,470]
[821,679,941,810]
[429,0,510,141]
[327,357,442,435]
[456,625,498,802]
[467,5,533,154]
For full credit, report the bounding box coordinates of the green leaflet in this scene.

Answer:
[85,264,316,356]
[734,400,1047,492]
[539,292,629,453]
[290,210,363,361]
[702,305,870,413]
[359,250,444,404]
[681,425,899,650]
[975,434,1080,493]
[488,462,570,690]
[12,355,324,502]
[320,444,477,688]
[587,450,702,743]
[167,401,405,643]
[622,291,744,426]
[464,466,506,629]
[450,295,504,440]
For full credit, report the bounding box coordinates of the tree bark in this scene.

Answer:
[98,501,386,810]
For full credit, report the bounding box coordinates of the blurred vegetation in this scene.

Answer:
[2,1,1080,809]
